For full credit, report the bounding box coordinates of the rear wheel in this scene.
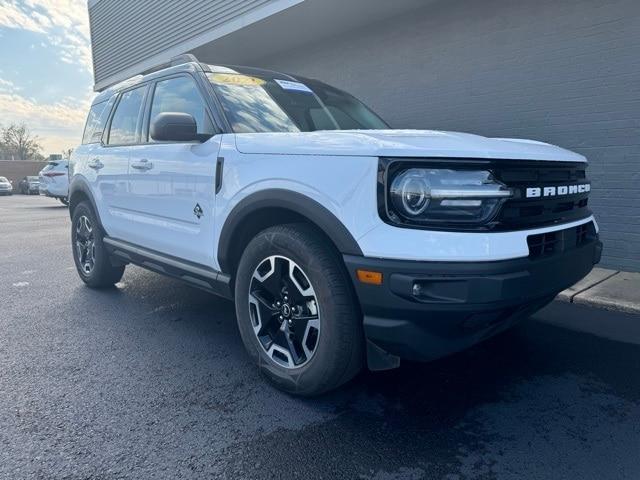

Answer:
[71,202,124,288]
[235,224,364,396]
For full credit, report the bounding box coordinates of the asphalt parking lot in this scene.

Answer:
[1,195,639,480]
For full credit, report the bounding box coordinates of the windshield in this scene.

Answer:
[0,177,8,183]
[28,176,39,181]
[207,71,389,134]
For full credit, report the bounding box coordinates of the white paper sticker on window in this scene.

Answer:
[274,79,314,94]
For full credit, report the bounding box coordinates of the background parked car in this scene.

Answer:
[39,160,69,205]
[18,176,40,195]
[0,176,13,196]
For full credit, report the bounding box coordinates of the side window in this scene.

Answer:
[81,97,115,145]
[82,103,106,144]
[149,76,213,141]
[107,87,146,145]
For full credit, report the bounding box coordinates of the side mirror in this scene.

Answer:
[150,112,199,142]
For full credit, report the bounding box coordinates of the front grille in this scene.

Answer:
[527,222,596,259]
[493,162,591,230]
[377,158,593,232]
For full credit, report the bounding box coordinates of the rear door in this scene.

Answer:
[95,85,148,239]
[127,74,220,267]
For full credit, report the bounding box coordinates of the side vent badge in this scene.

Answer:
[193,203,204,219]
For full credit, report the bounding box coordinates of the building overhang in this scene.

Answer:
[90,0,430,91]
[190,0,431,65]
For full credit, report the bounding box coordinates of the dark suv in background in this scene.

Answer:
[18,176,40,195]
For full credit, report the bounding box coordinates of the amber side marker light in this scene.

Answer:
[356,269,383,285]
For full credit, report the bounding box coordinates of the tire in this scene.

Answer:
[59,197,69,206]
[235,223,364,396]
[71,201,125,288]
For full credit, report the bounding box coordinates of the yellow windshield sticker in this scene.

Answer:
[208,73,265,87]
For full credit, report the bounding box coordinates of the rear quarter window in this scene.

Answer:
[82,97,115,145]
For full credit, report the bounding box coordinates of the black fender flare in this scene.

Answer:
[68,176,104,231]
[217,189,363,273]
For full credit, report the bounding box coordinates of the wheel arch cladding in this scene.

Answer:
[68,178,104,230]
[218,189,363,275]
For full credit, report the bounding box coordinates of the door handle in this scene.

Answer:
[131,159,153,171]
[88,158,104,170]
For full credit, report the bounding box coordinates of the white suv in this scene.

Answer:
[69,55,601,395]
[39,159,70,205]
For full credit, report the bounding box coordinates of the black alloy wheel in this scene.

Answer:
[248,255,321,369]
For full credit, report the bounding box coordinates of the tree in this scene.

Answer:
[0,123,42,160]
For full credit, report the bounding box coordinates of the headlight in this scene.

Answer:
[387,168,512,227]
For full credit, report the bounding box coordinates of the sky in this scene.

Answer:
[0,0,93,155]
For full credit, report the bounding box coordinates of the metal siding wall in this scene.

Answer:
[256,0,640,272]
[89,0,272,85]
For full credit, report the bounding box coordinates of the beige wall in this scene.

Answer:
[0,160,47,189]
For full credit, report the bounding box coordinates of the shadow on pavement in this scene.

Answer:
[219,315,640,479]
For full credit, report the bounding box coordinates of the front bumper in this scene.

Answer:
[344,232,602,364]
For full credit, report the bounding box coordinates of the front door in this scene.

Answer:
[126,74,220,267]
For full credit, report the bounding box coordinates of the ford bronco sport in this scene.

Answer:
[69,55,602,395]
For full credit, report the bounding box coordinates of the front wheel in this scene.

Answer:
[235,224,364,396]
[71,202,125,288]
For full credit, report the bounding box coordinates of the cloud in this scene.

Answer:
[0,0,92,72]
[0,90,91,153]
[0,1,94,153]
[0,78,22,93]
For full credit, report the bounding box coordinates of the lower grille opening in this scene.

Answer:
[527,232,560,257]
[528,222,596,259]
[576,223,591,246]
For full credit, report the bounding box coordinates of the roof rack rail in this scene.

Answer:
[170,53,199,66]
[140,53,201,77]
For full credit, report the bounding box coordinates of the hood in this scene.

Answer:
[234,129,585,162]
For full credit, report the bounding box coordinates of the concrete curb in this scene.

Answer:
[557,268,640,315]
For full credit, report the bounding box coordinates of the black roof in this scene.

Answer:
[92,54,304,106]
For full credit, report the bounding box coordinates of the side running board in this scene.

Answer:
[103,237,233,299]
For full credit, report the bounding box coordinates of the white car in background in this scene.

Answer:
[0,176,13,196]
[39,160,69,205]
